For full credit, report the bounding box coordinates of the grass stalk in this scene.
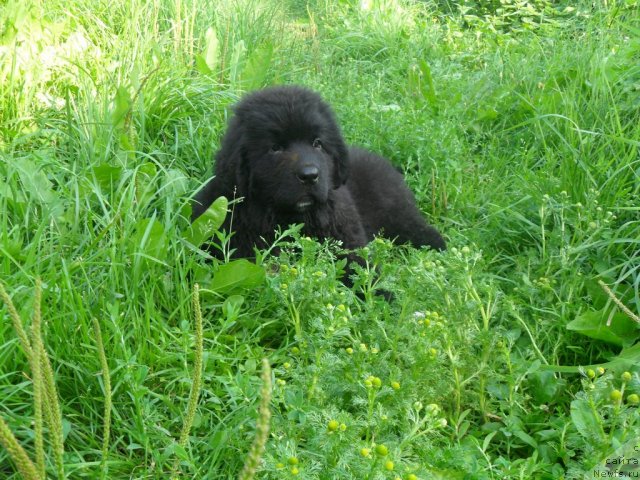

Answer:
[172,283,204,478]
[92,318,112,480]
[39,343,65,480]
[32,281,66,480]
[238,358,273,480]
[446,345,462,420]
[0,278,64,479]
[0,281,34,358]
[0,281,40,479]
[30,279,45,479]
[0,416,40,480]
[598,279,640,324]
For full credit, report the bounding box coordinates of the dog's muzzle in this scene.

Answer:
[295,199,314,212]
[296,165,319,185]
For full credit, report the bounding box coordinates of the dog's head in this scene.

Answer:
[215,86,349,214]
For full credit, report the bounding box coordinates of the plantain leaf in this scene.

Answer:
[210,259,265,294]
[195,27,219,75]
[15,157,59,207]
[184,196,228,247]
[111,86,131,128]
[418,59,438,109]
[566,308,639,347]
[222,294,244,322]
[204,27,219,72]
[229,40,246,87]
[131,217,168,260]
[541,343,640,373]
[241,41,274,90]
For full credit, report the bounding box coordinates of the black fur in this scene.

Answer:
[192,85,446,261]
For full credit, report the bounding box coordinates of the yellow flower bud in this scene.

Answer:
[375,444,388,457]
[611,389,623,402]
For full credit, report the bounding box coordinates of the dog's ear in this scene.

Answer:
[317,100,350,188]
[214,117,249,196]
[330,137,349,188]
[234,153,250,196]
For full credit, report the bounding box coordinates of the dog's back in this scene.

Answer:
[345,148,446,251]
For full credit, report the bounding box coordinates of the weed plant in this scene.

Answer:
[1,0,639,478]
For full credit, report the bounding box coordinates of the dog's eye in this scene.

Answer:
[270,144,283,154]
[312,138,322,149]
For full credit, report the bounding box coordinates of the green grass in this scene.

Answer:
[1,0,640,478]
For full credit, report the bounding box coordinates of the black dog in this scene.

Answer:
[192,86,445,268]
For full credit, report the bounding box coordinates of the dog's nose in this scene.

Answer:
[297,166,319,185]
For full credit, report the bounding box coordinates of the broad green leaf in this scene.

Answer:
[204,27,219,72]
[62,418,73,441]
[423,469,466,480]
[566,308,639,346]
[222,294,244,322]
[512,428,537,449]
[195,27,219,75]
[163,168,190,197]
[135,162,158,205]
[210,259,265,294]
[244,358,256,375]
[241,42,274,90]
[284,387,305,410]
[184,196,228,247]
[119,132,136,151]
[131,218,167,260]
[2,238,23,259]
[482,431,498,452]
[476,108,499,123]
[585,278,633,310]
[584,278,610,309]
[111,86,132,128]
[92,163,123,190]
[209,429,228,449]
[408,60,438,110]
[418,59,438,108]
[195,55,212,75]
[171,442,189,461]
[457,420,470,438]
[138,162,156,178]
[0,178,13,198]
[15,158,58,206]
[541,342,640,373]
[229,40,246,86]
[527,370,565,403]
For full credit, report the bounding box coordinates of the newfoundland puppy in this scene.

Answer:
[192,85,445,263]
